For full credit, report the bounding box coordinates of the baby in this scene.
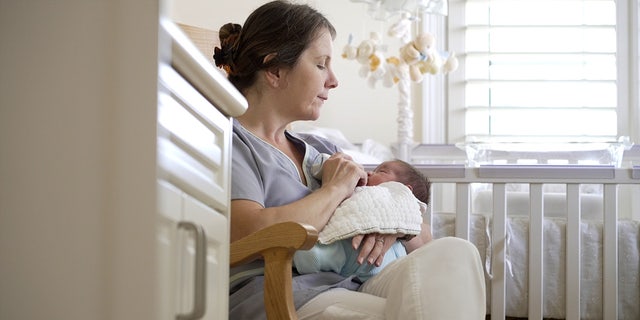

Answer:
[294,159,431,281]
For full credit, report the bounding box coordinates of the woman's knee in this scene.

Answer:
[419,237,481,259]
[297,288,386,320]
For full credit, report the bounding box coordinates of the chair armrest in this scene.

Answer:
[230,222,319,320]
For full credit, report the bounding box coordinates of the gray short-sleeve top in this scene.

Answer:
[230,119,340,281]
[231,119,339,207]
[229,120,361,318]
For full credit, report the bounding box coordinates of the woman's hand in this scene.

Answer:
[352,233,398,267]
[320,153,367,198]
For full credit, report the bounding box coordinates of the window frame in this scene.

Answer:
[427,0,640,144]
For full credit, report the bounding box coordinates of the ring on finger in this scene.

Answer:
[376,237,385,244]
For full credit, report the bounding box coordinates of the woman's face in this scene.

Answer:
[366,161,403,186]
[278,28,338,121]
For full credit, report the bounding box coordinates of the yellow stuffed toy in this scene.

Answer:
[342,32,390,87]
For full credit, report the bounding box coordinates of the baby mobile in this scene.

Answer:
[343,0,456,161]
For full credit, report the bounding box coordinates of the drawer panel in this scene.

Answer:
[158,91,222,167]
[158,64,231,211]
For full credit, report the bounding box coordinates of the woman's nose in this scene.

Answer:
[327,69,338,89]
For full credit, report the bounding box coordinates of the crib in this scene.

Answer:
[412,163,640,319]
[295,125,640,319]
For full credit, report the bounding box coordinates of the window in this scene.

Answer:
[446,0,636,143]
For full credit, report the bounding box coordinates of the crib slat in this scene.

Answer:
[491,183,507,320]
[566,184,581,320]
[427,187,434,233]
[603,184,618,319]
[455,183,471,239]
[529,184,544,319]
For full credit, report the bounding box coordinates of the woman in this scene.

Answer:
[214,1,486,319]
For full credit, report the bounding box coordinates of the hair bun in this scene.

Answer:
[219,23,242,47]
[214,23,242,74]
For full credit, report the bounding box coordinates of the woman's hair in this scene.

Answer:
[213,0,336,93]
[394,160,431,205]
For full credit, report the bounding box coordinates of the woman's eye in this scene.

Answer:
[317,64,326,70]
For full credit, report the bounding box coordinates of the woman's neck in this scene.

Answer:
[239,88,293,145]
[237,99,306,184]
[236,112,290,146]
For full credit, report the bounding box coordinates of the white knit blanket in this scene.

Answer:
[318,181,425,244]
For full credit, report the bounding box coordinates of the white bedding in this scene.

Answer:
[318,181,424,244]
[290,123,392,164]
[432,212,640,319]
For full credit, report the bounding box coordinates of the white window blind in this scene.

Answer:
[448,0,621,143]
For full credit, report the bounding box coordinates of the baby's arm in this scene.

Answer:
[402,223,432,253]
[293,242,347,274]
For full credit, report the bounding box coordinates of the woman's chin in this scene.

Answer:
[307,106,322,120]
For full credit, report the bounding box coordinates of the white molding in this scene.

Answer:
[419,12,448,144]
[629,0,640,143]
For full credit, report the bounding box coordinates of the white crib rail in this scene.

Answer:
[416,164,640,320]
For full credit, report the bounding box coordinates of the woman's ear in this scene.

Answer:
[405,184,414,191]
[263,53,280,87]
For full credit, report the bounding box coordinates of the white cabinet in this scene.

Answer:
[156,63,231,318]
[1,4,245,318]
[157,181,229,320]
[156,20,247,320]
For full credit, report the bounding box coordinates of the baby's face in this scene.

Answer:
[366,161,402,186]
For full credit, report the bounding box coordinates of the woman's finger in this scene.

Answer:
[352,234,364,250]
[374,234,397,266]
[355,233,392,266]
[367,235,387,265]
[355,233,377,264]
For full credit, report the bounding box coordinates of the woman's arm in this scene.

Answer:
[231,153,366,242]
[402,223,433,253]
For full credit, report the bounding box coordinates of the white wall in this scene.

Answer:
[313,0,407,147]
[170,0,412,147]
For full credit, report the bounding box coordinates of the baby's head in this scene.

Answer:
[367,160,431,205]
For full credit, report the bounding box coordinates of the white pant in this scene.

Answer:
[297,237,486,320]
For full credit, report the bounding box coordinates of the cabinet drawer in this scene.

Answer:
[158,64,231,211]
[157,180,229,320]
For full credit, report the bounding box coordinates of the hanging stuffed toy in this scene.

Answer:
[342,32,390,88]
[343,10,459,86]
[398,32,435,82]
